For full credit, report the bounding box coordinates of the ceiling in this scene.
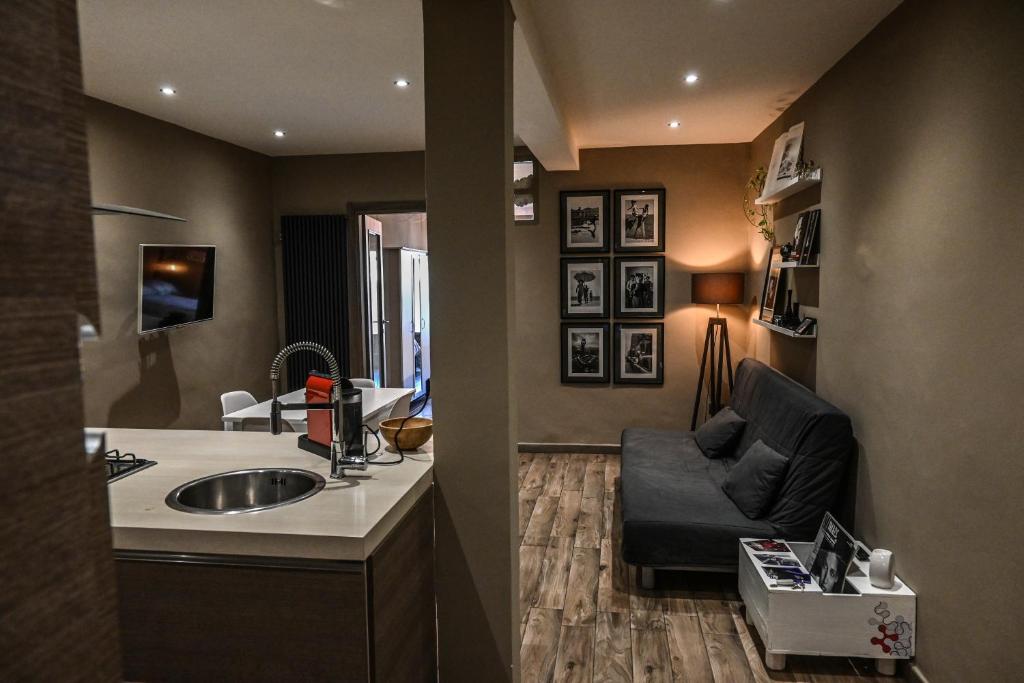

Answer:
[78,0,426,156]
[523,0,901,148]
[78,0,901,158]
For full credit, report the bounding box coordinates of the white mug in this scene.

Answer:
[869,549,895,589]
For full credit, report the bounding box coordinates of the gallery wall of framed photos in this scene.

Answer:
[560,186,666,386]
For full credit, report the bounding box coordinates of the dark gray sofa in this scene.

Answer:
[620,358,853,581]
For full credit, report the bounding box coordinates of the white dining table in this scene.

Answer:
[221,386,414,433]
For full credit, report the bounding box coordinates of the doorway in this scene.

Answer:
[354,207,430,402]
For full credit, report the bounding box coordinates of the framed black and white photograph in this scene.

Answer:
[561,190,610,253]
[513,148,538,224]
[561,323,610,384]
[759,247,784,323]
[764,122,805,196]
[561,257,610,319]
[614,256,665,318]
[614,323,663,384]
[613,188,665,252]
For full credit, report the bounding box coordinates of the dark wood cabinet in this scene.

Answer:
[117,488,436,682]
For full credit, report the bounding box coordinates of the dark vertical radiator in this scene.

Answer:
[280,215,349,391]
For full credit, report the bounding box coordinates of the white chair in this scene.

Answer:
[387,394,413,420]
[220,391,257,431]
[350,378,376,389]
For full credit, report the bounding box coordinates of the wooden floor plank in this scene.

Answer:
[542,455,569,497]
[520,544,546,624]
[523,454,551,491]
[524,495,560,546]
[563,455,588,491]
[696,600,739,636]
[521,607,562,683]
[562,547,600,626]
[595,612,632,683]
[665,614,714,683]
[519,457,531,488]
[582,461,606,498]
[535,537,575,610]
[576,491,603,549]
[598,538,631,614]
[551,490,582,539]
[519,488,541,540]
[631,611,672,683]
[604,458,620,492]
[552,625,594,683]
[705,634,755,683]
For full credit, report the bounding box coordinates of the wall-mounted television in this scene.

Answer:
[138,244,216,333]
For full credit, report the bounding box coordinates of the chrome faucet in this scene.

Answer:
[268,342,367,479]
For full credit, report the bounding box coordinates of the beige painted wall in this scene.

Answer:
[746,2,1024,680]
[82,99,278,430]
[516,145,752,444]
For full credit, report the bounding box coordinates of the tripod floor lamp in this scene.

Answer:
[691,273,745,430]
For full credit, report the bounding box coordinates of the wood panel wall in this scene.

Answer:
[0,1,119,679]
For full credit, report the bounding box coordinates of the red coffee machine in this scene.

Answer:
[305,372,335,449]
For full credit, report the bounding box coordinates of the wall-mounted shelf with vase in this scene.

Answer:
[753,318,816,339]
[755,168,822,205]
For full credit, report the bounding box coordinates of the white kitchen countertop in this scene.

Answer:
[102,428,433,561]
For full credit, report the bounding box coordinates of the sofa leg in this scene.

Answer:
[638,566,656,590]
[765,652,786,671]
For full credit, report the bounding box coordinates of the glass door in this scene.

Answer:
[362,216,387,387]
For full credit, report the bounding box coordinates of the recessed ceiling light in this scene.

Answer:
[394,79,410,88]
[684,73,699,85]
[668,120,681,128]
[159,86,176,96]
[273,129,286,138]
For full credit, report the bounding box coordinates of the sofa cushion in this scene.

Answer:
[695,407,746,459]
[722,440,789,519]
[620,428,774,568]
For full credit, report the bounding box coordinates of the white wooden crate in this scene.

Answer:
[738,539,916,675]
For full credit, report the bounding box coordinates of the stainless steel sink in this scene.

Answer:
[166,468,326,514]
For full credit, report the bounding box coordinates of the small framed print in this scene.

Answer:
[513,148,538,224]
[561,323,610,384]
[614,256,665,318]
[561,257,610,319]
[561,190,610,253]
[614,323,664,385]
[613,188,666,252]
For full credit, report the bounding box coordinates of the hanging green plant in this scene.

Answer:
[744,167,773,242]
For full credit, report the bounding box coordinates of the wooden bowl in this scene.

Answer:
[378,417,433,451]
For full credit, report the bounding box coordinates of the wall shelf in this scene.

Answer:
[91,203,187,222]
[777,258,819,269]
[753,318,816,339]
[755,168,822,205]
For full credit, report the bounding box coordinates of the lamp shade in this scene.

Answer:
[691,272,744,305]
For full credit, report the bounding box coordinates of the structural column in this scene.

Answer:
[423,0,519,680]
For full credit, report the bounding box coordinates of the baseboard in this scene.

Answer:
[907,663,930,683]
[518,442,620,454]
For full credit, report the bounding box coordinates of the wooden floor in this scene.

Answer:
[518,453,905,683]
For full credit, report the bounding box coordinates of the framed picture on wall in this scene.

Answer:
[613,188,665,252]
[614,256,665,317]
[513,148,538,224]
[561,323,611,383]
[561,257,610,319]
[613,323,664,384]
[759,246,784,322]
[561,190,610,253]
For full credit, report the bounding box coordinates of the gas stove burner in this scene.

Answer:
[105,449,157,483]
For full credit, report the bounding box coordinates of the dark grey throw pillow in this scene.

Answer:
[722,440,789,519]
[695,407,746,459]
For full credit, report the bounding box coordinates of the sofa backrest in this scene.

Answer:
[729,358,853,540]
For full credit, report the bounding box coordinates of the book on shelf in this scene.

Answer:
[762,566,813,586]
[806,512,856,593]
[754,553,803,568]
[744,539,791,553]
[799,209,821,265]
[789,212,808,262]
